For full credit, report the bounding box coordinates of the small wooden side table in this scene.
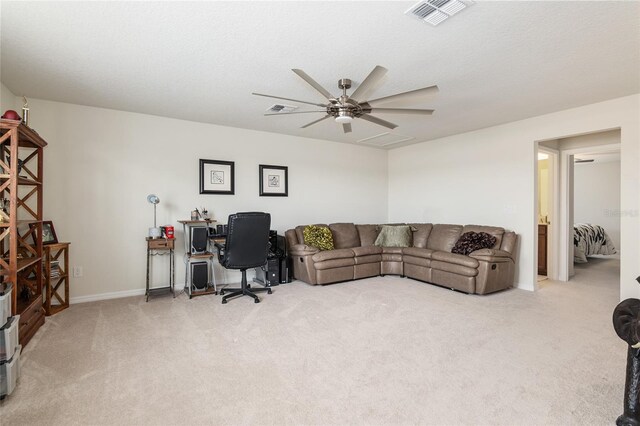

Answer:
[43,242,70,316]
[146,237,175,302]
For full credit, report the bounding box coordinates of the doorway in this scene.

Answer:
[535,129,621,290]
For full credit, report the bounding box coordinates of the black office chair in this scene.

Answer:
[216,212,272,304]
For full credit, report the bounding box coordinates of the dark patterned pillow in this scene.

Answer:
[303,225,335,251]
[451,232,497,256]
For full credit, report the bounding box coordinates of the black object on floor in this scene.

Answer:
[613,298,640,425]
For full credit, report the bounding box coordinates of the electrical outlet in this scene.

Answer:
[73,266,83,278]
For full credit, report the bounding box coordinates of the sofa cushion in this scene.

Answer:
[382,247,403,254]
[374,225,413,248]
[353,246,383,256]
[289,244,320,256]
[426,224,463,252]
[354,254,382,265]
[402,247,434,259]
[451,232,497,256]
[303,225,335,251]
[409,223,433,248]
[311,248,355,262]
[314,257,356,270]
[356,224,379,246]
[430,260,479,277]
[462,225,504,249]
[329,223,360,249]
[431,251,480,268]
[402,255,431,267]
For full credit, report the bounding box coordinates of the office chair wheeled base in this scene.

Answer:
[220,286,272,304]
[220,269,272,304]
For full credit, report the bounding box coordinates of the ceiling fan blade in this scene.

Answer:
[342,123,352,134]
[367,85,439,106]
[292,69,334,100]
[359,114,398,130]
[350,65,388,101]
[264,111,326,116]
[370,108,434,115]
[252,93,328,108]
[301,115,331,129]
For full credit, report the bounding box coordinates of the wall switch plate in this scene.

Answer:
[73,266,83,278]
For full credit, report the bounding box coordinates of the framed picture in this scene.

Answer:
[200,159,235,195]
[259,164,288,197]
[29,221,58,245]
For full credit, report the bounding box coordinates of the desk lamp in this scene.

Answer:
[147,194,162,238]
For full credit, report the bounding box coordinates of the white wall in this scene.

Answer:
[389,94,639,299]
[574,161,621,249]
[1,82,17,112]
[21,98,388,301]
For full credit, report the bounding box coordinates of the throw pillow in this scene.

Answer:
[303,225,335,251]
[374,225,413,247]
[451,232,497,256]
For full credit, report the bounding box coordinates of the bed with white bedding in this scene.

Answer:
[573,223,617,263]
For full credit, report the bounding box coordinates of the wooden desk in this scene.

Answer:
[145,237,175,301]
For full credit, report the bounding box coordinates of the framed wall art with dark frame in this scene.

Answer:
[200,159,235,195]
[29,220,58,245]
[259,164,288,197]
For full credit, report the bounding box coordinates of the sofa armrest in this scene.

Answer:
[289,244,320,256]
[469,248,513,262]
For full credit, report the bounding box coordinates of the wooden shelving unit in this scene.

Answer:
[44,242,70,315]
[0,118,47,346]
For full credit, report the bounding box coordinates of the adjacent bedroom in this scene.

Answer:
[573,148,621,285]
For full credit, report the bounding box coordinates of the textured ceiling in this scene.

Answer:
[1,1,639,148]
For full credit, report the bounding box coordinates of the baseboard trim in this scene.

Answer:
[70,288,146,304]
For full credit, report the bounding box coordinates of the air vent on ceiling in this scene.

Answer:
[405,0,471,26]
[574,158,595,164]
[357,132,415,148]
[267,104,298,113]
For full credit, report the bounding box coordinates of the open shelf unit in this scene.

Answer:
[0,118,47,346]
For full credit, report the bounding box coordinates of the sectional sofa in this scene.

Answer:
[284,223,517,295]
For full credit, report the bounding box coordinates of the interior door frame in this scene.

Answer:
[558,143,622,281]
[537,146,560,281]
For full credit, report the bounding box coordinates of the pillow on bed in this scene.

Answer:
[451,232,496,256]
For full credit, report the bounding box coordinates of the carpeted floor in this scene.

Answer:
[1,258,624,425]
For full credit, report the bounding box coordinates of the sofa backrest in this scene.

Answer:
[462,225,504,249]
[357,224,379,246]
[329,223,360,249]
[409,223,433,248]
[426,224,463,252]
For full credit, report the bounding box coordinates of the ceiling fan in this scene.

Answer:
[252,65,438,134]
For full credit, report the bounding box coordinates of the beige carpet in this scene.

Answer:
[1,258,625,425]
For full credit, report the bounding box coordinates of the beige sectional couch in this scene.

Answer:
[284,223,517,295]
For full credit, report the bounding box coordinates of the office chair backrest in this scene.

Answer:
[221,212,271,270]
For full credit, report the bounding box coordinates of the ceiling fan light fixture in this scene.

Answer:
[335,110,353,123]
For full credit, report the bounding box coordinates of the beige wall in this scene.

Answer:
[1,82,17,112]
[20,98,388,301]
[389,94,639,298]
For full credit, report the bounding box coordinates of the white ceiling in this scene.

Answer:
[1,1,639,149]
